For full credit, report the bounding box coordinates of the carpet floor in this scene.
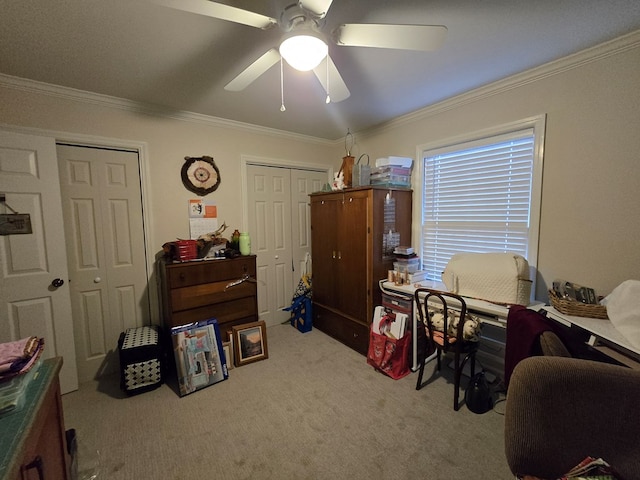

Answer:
[62,323,513,479]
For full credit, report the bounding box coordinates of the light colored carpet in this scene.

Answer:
[62,323,513,479]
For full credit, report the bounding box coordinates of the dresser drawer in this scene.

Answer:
[160,256,259,332]
[170,281,256,312]
[165,257,256,288]
[169,297,258,329]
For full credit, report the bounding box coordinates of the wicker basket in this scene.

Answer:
[548,289,608,319]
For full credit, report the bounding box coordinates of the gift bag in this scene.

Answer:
[292,252,312,299]
[284,252,313,333]
[284,295,313,333]
[367,311,411,379]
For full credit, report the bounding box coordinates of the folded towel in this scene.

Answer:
[0,337,45,380]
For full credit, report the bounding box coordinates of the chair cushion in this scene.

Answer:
[423,306,481,341]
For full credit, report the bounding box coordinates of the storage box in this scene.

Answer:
[370,174,411,188]
[382,293,413,315]
[371,166,412,177]
[175,240,198,261]
[375,156,413,168]
[118,325,164,396]
[476,322,506,375]
[394,260,420,274]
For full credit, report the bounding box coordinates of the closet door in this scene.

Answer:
[247,164,326,327]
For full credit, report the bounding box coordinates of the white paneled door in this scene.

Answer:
[57,145,149,384]
[0,130,78,393]
[247,165,326,327]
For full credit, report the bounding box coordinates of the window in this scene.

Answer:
[418,116,545,282]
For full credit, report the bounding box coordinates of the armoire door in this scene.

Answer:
[336,193,369,323]
[310,195,339,307]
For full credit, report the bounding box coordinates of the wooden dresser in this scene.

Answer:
[310,187,412,355]
[159,255,258,339]
[0,357,70,480]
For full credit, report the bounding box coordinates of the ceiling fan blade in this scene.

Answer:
[335,24,447,51]
[224,48,281,91]
[151,0,277,29]
[312,55,350,103]
[300,0,334,19]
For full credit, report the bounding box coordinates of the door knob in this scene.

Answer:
[51,278,64,288]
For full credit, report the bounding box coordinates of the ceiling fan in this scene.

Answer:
[152,0,447,104]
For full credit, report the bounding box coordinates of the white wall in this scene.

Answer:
[356,34,640,300]
[0,86,338,253]
[1,31,639,302]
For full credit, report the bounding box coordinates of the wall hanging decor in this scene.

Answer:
[181,155,221,196]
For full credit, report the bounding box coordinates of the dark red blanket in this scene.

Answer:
[504,305,566,387]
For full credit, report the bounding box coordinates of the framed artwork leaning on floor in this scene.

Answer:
[232,321,268,367]
[171,318,228,396]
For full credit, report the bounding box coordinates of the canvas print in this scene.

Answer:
[171,318,228,396]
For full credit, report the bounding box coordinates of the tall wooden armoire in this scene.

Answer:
[309,187,412,354]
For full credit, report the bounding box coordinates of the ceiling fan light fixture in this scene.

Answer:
[279,34,328,71]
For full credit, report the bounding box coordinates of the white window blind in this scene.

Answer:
[421,128,536,282]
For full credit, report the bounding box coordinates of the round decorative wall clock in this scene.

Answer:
[181,155,221,196]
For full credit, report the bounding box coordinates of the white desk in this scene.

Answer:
[380,281,543,375]
[543,307,640,367]
[380,280,516,327]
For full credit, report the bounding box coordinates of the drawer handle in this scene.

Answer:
[22,455,44,479]
[225,274,257,291]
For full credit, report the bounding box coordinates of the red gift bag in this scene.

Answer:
[367,314,412,379]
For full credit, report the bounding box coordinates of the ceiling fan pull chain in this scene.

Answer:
[280,57,286,112]
[325,56,331,104]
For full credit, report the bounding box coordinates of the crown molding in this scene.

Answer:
[2,29,638,146]
[0,73,332,146]
[357,29,640,139]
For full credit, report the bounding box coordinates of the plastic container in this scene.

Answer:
[382,293,413,314]
[371,166,412,176]
[175,240,198,261]
[394,261,420,274]
[370,174,411,185]
[0,357,42,417]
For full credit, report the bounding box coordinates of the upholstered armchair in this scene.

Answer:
[504,356,640,479]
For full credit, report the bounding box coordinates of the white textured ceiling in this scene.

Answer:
[1,0,640,140]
